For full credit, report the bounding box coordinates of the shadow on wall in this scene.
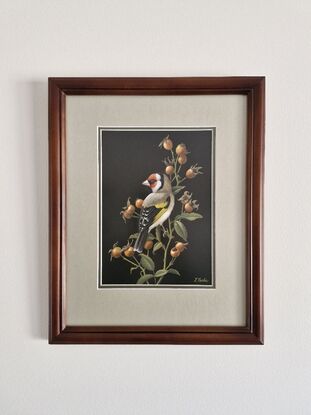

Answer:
[20,81,49,340]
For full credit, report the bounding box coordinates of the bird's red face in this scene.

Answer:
[142,173,162,192]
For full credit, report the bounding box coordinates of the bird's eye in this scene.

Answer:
[149,179,156,185]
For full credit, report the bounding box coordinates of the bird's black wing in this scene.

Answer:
[135,202,168,253]
[138,206,160,232]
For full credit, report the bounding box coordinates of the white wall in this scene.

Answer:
[1,1,310,414]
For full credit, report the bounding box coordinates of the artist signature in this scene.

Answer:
[194,277,208,283]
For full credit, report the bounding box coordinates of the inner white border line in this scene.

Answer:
[97,127,215,289]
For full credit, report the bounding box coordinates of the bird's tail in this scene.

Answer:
[134,229,148,253]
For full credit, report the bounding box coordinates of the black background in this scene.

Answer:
[100,129,213,286]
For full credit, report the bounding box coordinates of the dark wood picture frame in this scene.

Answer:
[49,77,265,344]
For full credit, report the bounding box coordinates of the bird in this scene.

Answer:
[134,173,175,253]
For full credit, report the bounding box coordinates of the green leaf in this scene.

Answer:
[136,274,154,284]
[128,233,139,239]
[167,268,180,276]
[153,241,163,253]
[174,220,188,241]
[140,254,155,271]
[178,213,203,221]
[172,185,185,195]
[147,233,155,240]
[156,226,161,242]
[155,269,168,278]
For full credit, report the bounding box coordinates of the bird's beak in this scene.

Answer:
[142,180,149,186]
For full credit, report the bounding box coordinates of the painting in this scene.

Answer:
[98,128,214,287]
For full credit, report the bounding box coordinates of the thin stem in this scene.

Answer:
[159,219,175,285]
[162,219,172,269]
[121,255,138,267]
[161,224,167,237]
[121,255,145,275]
[170,150,179,185]
[176,163,182,177]
[157,255,177,285]
[167,257,176,269]
[133,256,142,267]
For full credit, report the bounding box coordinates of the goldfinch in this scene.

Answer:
[134,173,175,253]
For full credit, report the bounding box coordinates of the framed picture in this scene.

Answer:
[49,77,264,344]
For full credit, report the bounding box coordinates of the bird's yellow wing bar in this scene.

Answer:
[153,201,168,223]
[153,207,168,223]
[155,202,168,209]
